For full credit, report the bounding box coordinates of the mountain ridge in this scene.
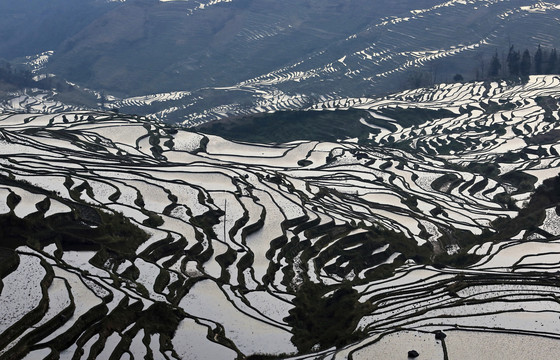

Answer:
[3,0,560,124]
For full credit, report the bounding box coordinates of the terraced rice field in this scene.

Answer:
[2,76,560,359]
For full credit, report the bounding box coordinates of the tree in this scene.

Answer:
[406,70,432,88]
[520,49,531,77]
[100,91,108,110]
[507,45,520,77]
[286,282,370,352]
[534,45,543,74]
[488,51,501,77]
[547,48,558,74]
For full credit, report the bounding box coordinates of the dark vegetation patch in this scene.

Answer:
[142,211,164,228]
[535,96,560,124]
[431,173,461,193]
[466,162,500,178]
[285,282,372,353]
[375,107,455,128]
[0,61,99,107]
[195,109,377,143]
[479,99,516,113]
[196,107,455,146]
[282,206,439,353]
[190,209,224,239]
[0,247,19,280]
[496,151,524,163]
[499,170,538,194]
[0,61,69,92]
[427,172,560,266]
[432,227,494,268]
[0,207,148,255]
[527,129,560,145]
[0,175,148,254]
[312,225,433,281]
[492,174,560,240]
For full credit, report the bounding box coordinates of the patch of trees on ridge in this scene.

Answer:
[0,60,73,92]
[486,44,558,79]
[0,61,35,88]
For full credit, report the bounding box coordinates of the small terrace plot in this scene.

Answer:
[0,254,47,334]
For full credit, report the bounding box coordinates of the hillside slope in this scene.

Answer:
[1,77,560,359]
[3,0,560,124]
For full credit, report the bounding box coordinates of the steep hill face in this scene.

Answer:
[3,0,560,124]
[2,76,560,359]
[46,0,447,92]
[0,0,116,59]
